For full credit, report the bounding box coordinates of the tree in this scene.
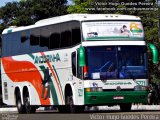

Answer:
[0,0,68,33]
[0,1,19,33]
[68,0,92,13]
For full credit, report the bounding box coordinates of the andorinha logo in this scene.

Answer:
[105,82,132,85]
[34,53,60,64]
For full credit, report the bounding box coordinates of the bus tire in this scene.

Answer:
[76,105,85,113]
[16,91,25,114]
[66,94,76,113]
[30,106,36,113]
[23,90,36,113]
[65,93,84,113]
[120,103,132,112]
[58,106,67,113]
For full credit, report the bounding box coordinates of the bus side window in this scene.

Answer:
[30,29,40,53]
[21,31,30,54]
[2,35,7,57]
[72,21,81,46]
[72,52,76,76]
[7,32,20,56]
[40,27,50,50]
[60,23,72,48]
[50,24,60,49]
[77,51,82,79]
[72,28,81,45]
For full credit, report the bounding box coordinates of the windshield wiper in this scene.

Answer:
[96,61,111,72]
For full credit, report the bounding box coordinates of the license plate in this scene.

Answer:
[113,96,124,100]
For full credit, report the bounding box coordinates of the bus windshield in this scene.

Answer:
[82,21,144,41]
[86,46,147,80]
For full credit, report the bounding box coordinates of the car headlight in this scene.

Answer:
[85,87,103,92]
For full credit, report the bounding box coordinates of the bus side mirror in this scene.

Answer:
[78,46,86,67]
[148,43,159,64]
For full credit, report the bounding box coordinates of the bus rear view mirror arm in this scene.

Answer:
[148,43,159,64]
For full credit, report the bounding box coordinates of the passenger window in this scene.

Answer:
[72,21,81,46]
[40,27,50,51]
[77,50,82,79]
[50,25,60,49]
[72,52,76,76]
[21,31,30,54]
[60,23,71,48]
[30,29,40,46]
[30,29,40,53]
[7,32,20,56]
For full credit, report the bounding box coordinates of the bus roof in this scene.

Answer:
[2,14,141,34]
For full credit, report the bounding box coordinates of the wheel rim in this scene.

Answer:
[16,92,25,113]
[17,99,22,109]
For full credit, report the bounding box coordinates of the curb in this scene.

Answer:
[0,108,17,113]
[0,105,160,112]
[99,105,160,111]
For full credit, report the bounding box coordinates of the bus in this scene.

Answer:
[0,14,158,113]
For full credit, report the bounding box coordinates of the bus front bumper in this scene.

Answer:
[84,91,149,105]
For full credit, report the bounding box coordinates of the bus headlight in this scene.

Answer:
[85,87,103,92]
[134,85,149,91]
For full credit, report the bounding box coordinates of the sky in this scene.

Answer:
[0,0,72,7]
[0,0,19,7]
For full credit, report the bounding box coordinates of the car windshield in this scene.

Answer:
[86,46,147,80]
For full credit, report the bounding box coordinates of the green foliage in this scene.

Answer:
[68,0,92,13]
[0,0,68,32]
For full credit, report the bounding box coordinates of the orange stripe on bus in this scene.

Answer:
[2,57,50,105]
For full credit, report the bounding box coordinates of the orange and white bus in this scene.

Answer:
[1,14,155,113]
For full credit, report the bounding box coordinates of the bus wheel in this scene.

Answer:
[76,106,85,113]
[120,103,132,112]
[23,90,36,113]
[58,106,67,113]
[66,94,84,113]
[66,94,76,113]
[16,91,25,114]
[30,106,36,113]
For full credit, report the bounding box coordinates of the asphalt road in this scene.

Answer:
[0,110,160,120]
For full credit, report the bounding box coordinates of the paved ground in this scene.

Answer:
[0,109,160,120]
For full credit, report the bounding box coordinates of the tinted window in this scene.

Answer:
[2,21,82,57]
[50,25,60,49]
[21,31,30,54]
[86,46,147,80]
[30,29,40,53]
[72,52,76,76]
[2,35,7,57]
[60,23,71,48]
[7,32,20,56]
[72,22,81,46]
[40,27,50,51]
[21,31,28,43]
[77,50,82,79]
